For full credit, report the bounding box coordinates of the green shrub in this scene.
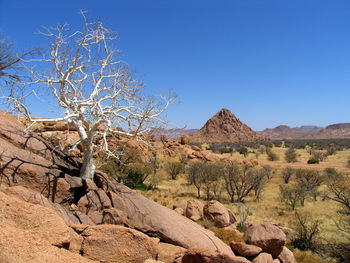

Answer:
[307,158,319,164]
[238,146,249,157]
[285,147,298,163]
[326,147,337,156]
[310,150,326,162]
[266,148,279,161]
[124,162,153,189]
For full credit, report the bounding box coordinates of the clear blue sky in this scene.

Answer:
[1,0,349,130]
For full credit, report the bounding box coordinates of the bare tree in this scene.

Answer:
[252,168,267,201]
[188,161,205,198]
[280,184,305,210]
[291,211,321,251]
[261,165,273,179]
[0,35,35,109]
[296,169,322,202]
[326,172,350,212]
[201,162,221,200]
[282,167,294,184]
[166,161,183,180]
[223,161,263,202]
[0,36,33,85]
[2,12,174,180]
[223,161,240,202]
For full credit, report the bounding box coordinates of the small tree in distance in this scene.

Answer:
[266,147,279,161]
[238,146,249,157]
[166,161,183,180]
[285,147,298,163]
[2,11,175,180]
[280,184,305,210]
[282,167,294,184]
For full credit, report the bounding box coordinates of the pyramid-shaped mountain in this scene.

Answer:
[190,109,266,143]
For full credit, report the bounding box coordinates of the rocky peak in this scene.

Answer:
[190,108,266,143]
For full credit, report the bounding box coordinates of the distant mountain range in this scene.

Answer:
[151,112,350,141]
[150,128,198,139]
[261,123,350,140]
[260,125,323,139]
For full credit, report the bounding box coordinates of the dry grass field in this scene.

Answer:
[142,146,350,247]
[224,147,350,171]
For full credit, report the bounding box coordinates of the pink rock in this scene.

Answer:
[230,242,262,257]
[182,247,251,263]
[244,222,286,257]
[278,247,296,263]
[252,253,274,263]
[203,200,237,228]
[186,199,204,221]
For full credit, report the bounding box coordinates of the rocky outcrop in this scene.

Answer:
[0,111,297,263]
[190,109,266,143]
[277,247,296,263]
[252,253,273,263]
[0,190,94,263]
[204,200,237,228]
[156,242,186,263]
[0,111,80,199]
[244,223,286,257]
[230,242,262,257]
[103,181,234,256]
[186,199,205,221]
[2,185,80,224]
[79,224,159,263]
[181,247,251,263]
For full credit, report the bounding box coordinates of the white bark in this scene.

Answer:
[3,11,175,180]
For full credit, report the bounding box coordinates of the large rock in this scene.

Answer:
[0,111,80,196]
[106,182,233,256]
[33,120,78,132]
[0,190,93,263]
[77,189,112,214]
[252,253,273,263]
[53,177,72,203]
[186,199,204,221]
[175,207,185,216]
[230,242,262,257]
[156,242,186,263]
[278,247,296,263]
[181,247,251,263]
[75,211,96,225]
[80,224,159,263]
[0,224,95,263]
[2,185,80,224]
[204,200,237,228]
[144,260,165,263]
[102,208,128,225]
[173,202,187,216]
[244,223,286,257]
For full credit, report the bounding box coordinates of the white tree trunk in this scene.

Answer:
[80,143,95,180]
